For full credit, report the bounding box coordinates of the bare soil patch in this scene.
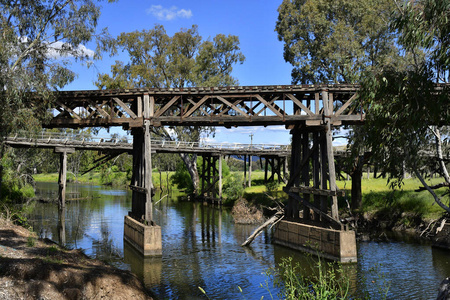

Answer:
[0,219,153,300]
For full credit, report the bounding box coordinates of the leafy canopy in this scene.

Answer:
[96,24,245,89]
[276,0,400,84]
[0,0,115,136]
[356,0,450,214]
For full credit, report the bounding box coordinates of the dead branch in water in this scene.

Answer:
[241,198,285,247]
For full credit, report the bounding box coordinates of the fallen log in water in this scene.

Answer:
[241,210,284,247]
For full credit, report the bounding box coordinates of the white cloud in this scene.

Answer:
[46,41,95,59]
[147,5,193,21]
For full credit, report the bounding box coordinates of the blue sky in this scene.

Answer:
[65,1,298,145]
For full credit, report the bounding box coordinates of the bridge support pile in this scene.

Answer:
[263,155,287,183]
[275,89,357,263]
[124,94,162,256]
[199,154,222,203]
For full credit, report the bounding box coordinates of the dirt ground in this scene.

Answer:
[0,219,153,300]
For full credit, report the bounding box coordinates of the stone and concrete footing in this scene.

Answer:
[274,220,357,263]
[124,215,162,256]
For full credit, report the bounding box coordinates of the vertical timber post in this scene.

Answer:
[248,155,252,187]
[58,150,68,211]
[218,155,223,201]
[55,147,73,246]
[144,94,153,222]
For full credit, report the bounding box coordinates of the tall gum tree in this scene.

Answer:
[276,0,402,209]
[0,0,116,200]
[358,0,450,213]
[96,25,245,195]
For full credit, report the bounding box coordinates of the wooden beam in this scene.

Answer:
[55,101,82,120]
[183,95,210,117]
[113,97,137,119]
[286,186,345,197]
[254,94,284,118]
[153,96,180,118]
[216,96,249,117]
[286,191,342,227]
[335,94,357,116]
[286,94,314,116]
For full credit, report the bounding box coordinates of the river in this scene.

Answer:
[27,182,449,299]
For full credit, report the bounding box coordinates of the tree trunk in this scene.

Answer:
[241,210,284,247]
[180,153,199,195]
[415,169,450,213]
[351,159,363,211]
[432,127,450,184]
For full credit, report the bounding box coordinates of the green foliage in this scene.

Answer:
[223,173,244,204]
[267,257,351,299]
[0,0,115,137]
[276,0,400,84]
[27,237,36,247]
[171,161,195,193]
[96,24,244,89]
[265,181,279,196]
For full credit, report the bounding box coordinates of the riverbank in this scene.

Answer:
[0,218,153,300]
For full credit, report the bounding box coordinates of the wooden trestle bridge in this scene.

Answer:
[22,84,365,260]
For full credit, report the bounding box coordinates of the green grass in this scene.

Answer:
[337,175,448,220]
[33,170,176,189]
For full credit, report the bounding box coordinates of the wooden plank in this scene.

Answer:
[315,92,320,114]
[129,185,148,194]
[287,186,345,197]
[254,96,279,116]
[137,96,142,118]
[185,96,209,116]
[323,90,339,220]
[113,97,137,119]
[88,100,109,118]
[149,96,155,117]
[286,94,314,116]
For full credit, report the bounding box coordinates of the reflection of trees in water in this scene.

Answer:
[30,183,129,260]
[88,217,122,263]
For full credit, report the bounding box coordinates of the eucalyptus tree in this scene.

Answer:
[276,0,401,84]
[276,0,402,209]
[96,24,245,194]
[359,0,450,213]
[0,0,115,200]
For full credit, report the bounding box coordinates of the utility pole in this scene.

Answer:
[249,133,253,187]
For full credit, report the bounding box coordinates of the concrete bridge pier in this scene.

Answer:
[124,94,162,256]
[275,89,357,263]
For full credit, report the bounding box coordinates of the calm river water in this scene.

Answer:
[28,182,449,299]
